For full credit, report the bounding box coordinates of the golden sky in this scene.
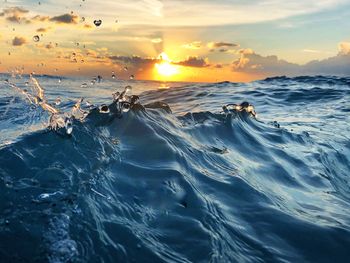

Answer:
[0,0,350,82]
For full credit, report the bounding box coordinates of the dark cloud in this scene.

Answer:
[32,15,50,22]
[109,55,159,67]
[174,56,210,68]
[50,13,79,24]
[1,7,30,23]
[12,36,27,46]
[209,42,239,49]
[36,27,50,33]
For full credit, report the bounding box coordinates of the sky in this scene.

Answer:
[0,0,349,82]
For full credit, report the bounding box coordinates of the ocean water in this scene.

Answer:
[0,74,350,262]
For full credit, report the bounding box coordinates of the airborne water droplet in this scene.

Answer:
[125,85,132,94]
[94,20,102,27]
[112,74,116,79]
[33,35,40,42]
[55,97,61,106]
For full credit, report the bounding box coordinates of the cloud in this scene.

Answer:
[151,38,162,43]
[36,27,51,33]
[1,7,29,16]
[208,42,239,49]
[174,56,210,67]
[303,49,322,53]
[12,36,27,46]
[83,24,93,29]
[231,44,350,76]
[45,43,55,49]
[1,6,30,23]
[109,55,159,67]
[338,42,350,55]
[182,41,202,49]
[31,15,50,22]
[50,13,79,24]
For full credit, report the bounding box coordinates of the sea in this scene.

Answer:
[0,74,350,262]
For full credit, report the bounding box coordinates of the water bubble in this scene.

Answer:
[99,104,110,114]
[65,117,73,135]
[55,97,61,106]
[130,75,135,80]
[125,85,132,94]
[122,103,130,113]
[94,20,102,27]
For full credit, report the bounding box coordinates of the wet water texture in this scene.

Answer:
[0,74,350,262]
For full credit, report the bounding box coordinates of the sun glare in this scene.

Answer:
[155,52,179,78]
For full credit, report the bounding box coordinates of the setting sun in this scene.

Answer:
[155,52,179,78]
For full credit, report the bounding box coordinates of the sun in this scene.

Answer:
[155,52,179,78]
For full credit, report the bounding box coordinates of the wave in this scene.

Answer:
[1,75,350,262]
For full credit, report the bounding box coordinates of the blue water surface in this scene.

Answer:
[0,74,350,262]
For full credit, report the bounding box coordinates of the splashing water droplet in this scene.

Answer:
[55,97,61,106]
[81,83,88,88]
[122,103,130,113]
[65,117,73,135]
[94,20,102,27]
[112,74,116,79]
[130,75,135,80]
[125,85,132,94]
[112,92,120,101]
[58,78,61,83]
[124,66,128,71]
